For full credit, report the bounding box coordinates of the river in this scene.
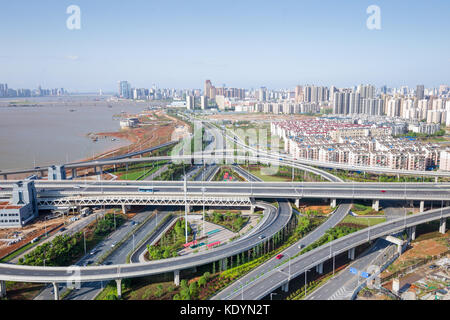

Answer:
[0,95,151,170]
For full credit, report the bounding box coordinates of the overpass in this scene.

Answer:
[219,205,450,300]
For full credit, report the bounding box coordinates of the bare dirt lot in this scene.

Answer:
[0,214,68,259]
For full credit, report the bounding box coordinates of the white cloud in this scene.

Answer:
[66,55,79,61]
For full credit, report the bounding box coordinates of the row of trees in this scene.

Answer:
[173,272,211,300]
[95,213,125,235]
[19,233,84,266]
[147,219,192,260]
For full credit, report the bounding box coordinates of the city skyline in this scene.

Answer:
[0,0,449,91]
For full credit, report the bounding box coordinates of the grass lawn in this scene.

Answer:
[341,215,386,228]
[352,203,385,216]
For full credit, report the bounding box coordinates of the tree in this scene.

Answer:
[189,281,199,297]
[198,276,207,287]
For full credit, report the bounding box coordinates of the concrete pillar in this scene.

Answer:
[397,244,403,254]
[372,200,379,212]
[435,177,438,183]
[281,282,289,292]
[439,218,447,234]
[116,279,122,299]
[420,201,424,213]
[222,258,228,271]
[99,166,103,180]
[174,270,180,286]
[316,262,324,274]
[330,199,337,208]
[52,282,60,300]
[295,198,300,208]
[0,280,6,298]
[410,225,416,241]
[409,200,414,207]
[71,168,77,180]
[2,174,7,180]
[348,247,355,260]
[250,205,255,214]
[122,204,127,214]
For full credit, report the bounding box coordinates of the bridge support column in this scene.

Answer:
[348,248,355,260]
[420,201,425,213]
[121,204,127,214]
[397,243,403,254]
[71,168,77,179]
[316,263,324,274]
[0,280,6,298]
[52,282,59,300]
[295,198,300,208]
[410,226,416,241]
[116,279,122,299]
[250,205,255,214]
[435,177,438,183]
[99,166,103,180]
[439,218,447,234]
[330,199,337,208]
[174,270,180,286]
[281,282,289,293]
[372,200,379,212]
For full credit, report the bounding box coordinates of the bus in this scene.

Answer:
[138,187,154,193]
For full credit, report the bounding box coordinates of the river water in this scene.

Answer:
[0,96,149,170]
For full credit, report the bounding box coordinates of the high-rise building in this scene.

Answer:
[118,81,131,99]
[295,85,303,102]
[200,96,208,110]
[416,85,425,100]
[333,92,350,114]
[204,80,212,98]
[258,87,267,102]
[186,95,195,110]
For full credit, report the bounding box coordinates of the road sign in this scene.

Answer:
[361,272,370,278]
[349,267,358,274]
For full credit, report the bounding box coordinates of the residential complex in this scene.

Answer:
[271,118,443,171]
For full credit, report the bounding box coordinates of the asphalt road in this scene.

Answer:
[212,202,352,300]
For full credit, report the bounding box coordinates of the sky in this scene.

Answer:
[0,0,449,91]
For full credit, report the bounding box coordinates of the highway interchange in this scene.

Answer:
[0,115,449,301]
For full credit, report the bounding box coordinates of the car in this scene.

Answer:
[380,190,386,193]
[276,254,284,259]
[59,227,66,232]
[298,244,305,249]
[90,249,99,255]
[258,235,265,240]
[111,242,117,248]
[429,264,438,269]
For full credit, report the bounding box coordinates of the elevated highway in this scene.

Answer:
[221,205,450,300]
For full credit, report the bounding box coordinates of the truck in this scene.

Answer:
[80,207,92,217]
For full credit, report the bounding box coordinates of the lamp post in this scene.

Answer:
[304,268,311,298]
[202,187,206,237]
[83,230,86,255]
[237,279,244,300]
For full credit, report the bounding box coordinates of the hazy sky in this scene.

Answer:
[1,0,449,91]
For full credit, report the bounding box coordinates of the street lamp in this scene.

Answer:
[83,230,86,255]
[237,279,244,300]
[285,252,292,280]
[202,187,206,237]
[304,268,311,298]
